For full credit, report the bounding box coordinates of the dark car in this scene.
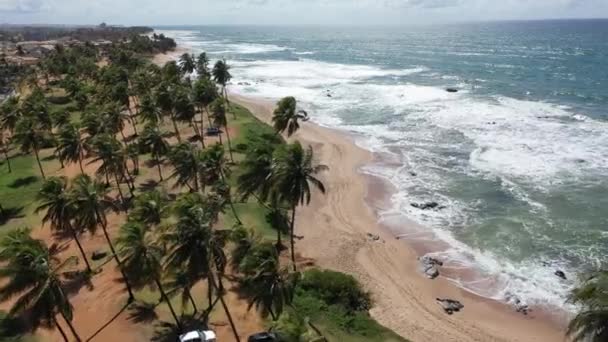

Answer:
[247,332,277,342]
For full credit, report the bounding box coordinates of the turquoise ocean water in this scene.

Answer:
[157,20,608,311]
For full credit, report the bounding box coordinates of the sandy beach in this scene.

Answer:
[231,93,567,342]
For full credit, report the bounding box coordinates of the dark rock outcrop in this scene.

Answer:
[446,88,459,93]
[436,298,464,314]
[411,202,440,210]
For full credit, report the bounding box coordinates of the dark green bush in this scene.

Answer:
[298,269,372,312]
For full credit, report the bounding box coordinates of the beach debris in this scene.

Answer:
[91,250,107,261]
[445,88,459,93]
[366,232,381,241]
[420,255,443,279]
[555,270,567,280]
[411,201,441,210]
[505,292,530,315]
[436,298,464,314]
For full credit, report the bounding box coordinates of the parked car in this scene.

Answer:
[205,127,222,136]
[179,330,217,342]
[247,332,277,341]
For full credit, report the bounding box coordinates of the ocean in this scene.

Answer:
[156,20,608,312]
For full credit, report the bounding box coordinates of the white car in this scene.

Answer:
[178,330,217,342]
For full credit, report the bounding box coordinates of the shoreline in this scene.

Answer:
[230,93,566,342]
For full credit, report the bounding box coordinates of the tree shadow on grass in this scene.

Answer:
[41,154,57,162]
[138,179,159,192]
[0,206,24,225]
[127,301,158,324]
[7,176,38,188]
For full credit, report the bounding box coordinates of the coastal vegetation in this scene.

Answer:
[0,33,405,342]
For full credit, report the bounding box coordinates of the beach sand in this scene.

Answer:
[231,94,567,342]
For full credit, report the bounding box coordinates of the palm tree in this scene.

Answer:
[116,221,182,331]
[179,53,196,75]
[13,116,47,179]
[210,99,234,162]
[236,137,277,202]
[129,190,169,227]
[0,131,11,173]
[156,82,182,143]
[56,123,86,173]
[0,228,82,341]
[172,87,198,141]
[68,174,135,301]
[0,96,20,136]
[138,94,163,126]
[201,144,241,224]
[196,52,210,78]
[192,77,219,147]
[140,124,170,181]
[272,142,328,270]
[163,195,212,310]
[36,176,92,272]
[104,103,131,144]
[567,270,608,341]
[168,143,202,192]
[89,134,133,203]
[272,96,309,137]
[212,59,234,119]
[242,248,299,321]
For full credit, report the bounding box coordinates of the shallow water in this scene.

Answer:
[157,20,608,310]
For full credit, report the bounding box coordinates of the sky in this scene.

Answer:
[1,0,607,26]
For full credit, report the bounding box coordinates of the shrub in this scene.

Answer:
[298,269,372,312]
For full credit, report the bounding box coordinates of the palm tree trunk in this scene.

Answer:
[219,171,241,225]
[67,221,92,273]
[97,211,135,302]
[198,106,206,148]
[59,309,82,342]
[78,150,84,174]
[155,154,164,181]
[204,107,213,128]
[224,124,234,163]
[187,290,198,314]
[212,275,240,342]
[33,146,45,180]
[155,278,182,331]
[2,147,11,172]
[276,225,283,251]
[290,205,297,271]
[224,88,235,120]
[127,104,139,136]
[122,167,135,196]
[120,128,128,146]
[52,315,69,342]
[113,172,126,207]
[171,115,182,143]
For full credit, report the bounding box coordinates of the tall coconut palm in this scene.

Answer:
[163,195,211,310]
[0,96,21,136]
[0,131,11,173]
[179,53,196,75]
[156,82,182,143]
[242,249,299,321]
[56,123,86,173]
[13,116,47,179]
[140,124,170,181]
[116,221,182,331]
[201,144,241,224]
[192,78,219,147]
[236,138,277,202]
[68,174,135,301]
[272,96,309,137]
[164,271,199,315]
[138,94,163,126]
[272,142,328,270]
[172,87,198,140]
[210,98,234,162]
[129,189,169,227]
[0,229,82,342]
[104,103,131,144]
[89,133,133,203]
[196,52,210,78]
[212,59,234,119]
[168,142,202,192]
[36,176,92,272]
[567,270,608,341]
